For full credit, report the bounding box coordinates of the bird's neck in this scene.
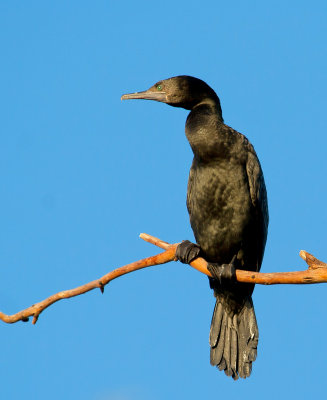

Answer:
[193,98,223,119]
[185,101,226,161]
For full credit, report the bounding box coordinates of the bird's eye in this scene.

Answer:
[157,85,162,91]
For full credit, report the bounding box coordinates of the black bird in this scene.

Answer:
[121,76,268,380]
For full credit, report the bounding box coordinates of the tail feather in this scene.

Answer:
[210,311,227,367]
[230,315,238,376]
[209,301,223,347]
[237,298,258,378]
[223,321,232,376]
[210,296,258,380]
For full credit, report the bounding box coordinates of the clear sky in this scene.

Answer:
[1,1,327,399]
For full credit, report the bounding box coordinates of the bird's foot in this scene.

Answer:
[175,240,201,264]
[207,256,237,284]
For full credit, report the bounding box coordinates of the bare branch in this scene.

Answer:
[0,244,178,325]
[140,233,327,284]
[1,233,326,325]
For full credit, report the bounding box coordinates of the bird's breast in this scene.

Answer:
[187,160,253,263]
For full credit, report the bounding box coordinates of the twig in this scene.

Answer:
[1,233,326,325]
[0,243,178,325]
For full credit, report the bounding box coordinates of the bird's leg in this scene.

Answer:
[175,240,201,264]
[207,255,237,284]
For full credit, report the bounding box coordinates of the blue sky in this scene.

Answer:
[1,1,327,399]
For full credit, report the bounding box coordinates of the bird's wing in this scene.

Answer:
[246,150,269,270]
[186,159,195,215]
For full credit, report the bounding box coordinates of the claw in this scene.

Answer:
[175,240,201,264]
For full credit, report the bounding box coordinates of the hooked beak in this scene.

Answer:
[121,90,167,102]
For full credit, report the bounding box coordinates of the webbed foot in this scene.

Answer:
[175,240,201,264]
[207,255,237,284]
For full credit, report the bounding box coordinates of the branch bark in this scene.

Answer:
[1,233,326,325]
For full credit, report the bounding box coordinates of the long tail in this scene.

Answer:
[209,296,258,380]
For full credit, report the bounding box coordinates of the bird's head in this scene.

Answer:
[121,75,221,111]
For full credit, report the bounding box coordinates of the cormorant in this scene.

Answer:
[121,76,268,380]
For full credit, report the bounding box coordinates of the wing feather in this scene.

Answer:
[246,151,269,270]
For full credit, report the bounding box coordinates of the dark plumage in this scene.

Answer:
[122,76,268,379]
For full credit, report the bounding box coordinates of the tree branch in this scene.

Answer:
[1,233,326,325]
[140,234,327,284]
